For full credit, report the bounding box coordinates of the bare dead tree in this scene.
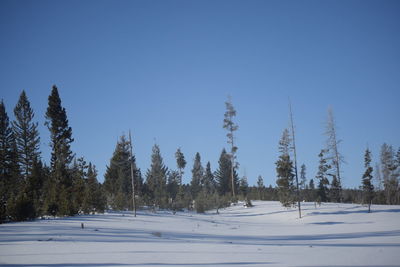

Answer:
[289,100,301,218]
[325,107,344,203]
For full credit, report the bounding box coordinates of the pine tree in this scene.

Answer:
[0,100,14,222]
[330,175,341,202]
[362,148,374,212]
[275,129,295,207]
[223,96,239,198]
[257,175,264,200]
[316,149,330,203]
[203,161,215,194]
[325,107,344,202]
[309,179,315,190]
[104,135,132,210]
[215,148,238,196]
[70,157,88,213]
[45,85,74,215]
[239,175,249,198]
[83,163,106,213]
[12,90,41,180]
[167,170,180,207]
[191,152,203,199]
[146,144,168,208]
[175,148,186,185]
[300,164,307,190]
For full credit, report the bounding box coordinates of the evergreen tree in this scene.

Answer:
[191,152,203,199]
[330,175,341,202]
[239,175,249,198]
[145,144,168,208]
[223,96,239,198]
[70,157,88,213]
[24,157,46,217]
[45,85,74,215]
[215,148,238,196]
[300,164,307,190]
[275,129,295,207]
[316,149,330,203]
[167,170,180,207]
[103,135,132,210]
[309,179,315,190]
[203,161,215,194]
[0,100,14,222]
[362,148,374,212]
[12,90,41,180]
[175,148,186,185]
[83,163,106,213]
[257,175,264,200]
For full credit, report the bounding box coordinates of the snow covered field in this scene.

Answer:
[1,201,400,267]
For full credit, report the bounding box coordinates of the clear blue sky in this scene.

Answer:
[1,0,399,188]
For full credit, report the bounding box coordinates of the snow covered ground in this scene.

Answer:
[1,201,400,267]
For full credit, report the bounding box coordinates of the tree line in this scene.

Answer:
[1,87,399,222]
[0,87,105,222]
[274,106,400,212]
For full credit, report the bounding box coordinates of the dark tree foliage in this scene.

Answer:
[145,144,168,208]
[191,152,203,199]
[275,129,295,207]
[12,90,41,180]
[215,148,239,196]
[0,101,14,222]
[203,161,215,194]
[104,135,133,210]
[300,164,307,190]
[257,175,265,200]
[223,96,239,198]
[362,148,374,212]
[175,148,186,185]
[45,85,74,171]
[45,85,75,216]
[83,163,106,213]
[316,149,330,203]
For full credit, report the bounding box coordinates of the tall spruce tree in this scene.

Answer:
[45,85,74,215]
[223,96,239,198]
[83,163,106,213]
[215,148,238,196]
[146,144,168,208]
[103,135,132,210]
[316,149,330,203]
[191,152,203,199]
[362,148,374,212]
[276,129,295,207]
[12,91,40,180]
[0,100,14,222]
[175,148,186,185]
[203,161,215,194]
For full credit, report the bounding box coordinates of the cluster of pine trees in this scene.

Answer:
[2,88,399,221]
[102,98,249,213]
[273,106,400,212]
[0,87,105,222]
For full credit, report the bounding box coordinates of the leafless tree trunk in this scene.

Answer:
[325,107,344,203]
[129,130,136,217]
[289,100,301,218]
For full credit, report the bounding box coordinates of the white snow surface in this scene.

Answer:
[1,201,400,267]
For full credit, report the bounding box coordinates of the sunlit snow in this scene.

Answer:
[1,201,399,266]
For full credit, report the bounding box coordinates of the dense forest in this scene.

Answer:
[1,86,399,222]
